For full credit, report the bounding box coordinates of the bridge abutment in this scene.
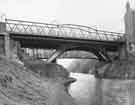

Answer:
[0,33,19,60]
[4,33,10,58]
[0,35,5,56]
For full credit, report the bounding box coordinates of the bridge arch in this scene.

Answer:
[46,45,111,63]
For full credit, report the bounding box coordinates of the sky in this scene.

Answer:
[0,0,133,32]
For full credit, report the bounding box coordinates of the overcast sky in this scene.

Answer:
[0,0,133,32]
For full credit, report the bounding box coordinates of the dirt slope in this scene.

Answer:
[0,56,77,105]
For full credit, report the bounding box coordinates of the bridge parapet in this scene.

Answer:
[1,19,125,41]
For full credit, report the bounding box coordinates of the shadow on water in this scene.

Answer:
[69,73,135,105]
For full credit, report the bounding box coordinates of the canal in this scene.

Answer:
[57,59,135,105]
[69,73,135,105]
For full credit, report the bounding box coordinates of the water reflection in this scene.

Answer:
[69,73,135,105]
[69,73,97,105]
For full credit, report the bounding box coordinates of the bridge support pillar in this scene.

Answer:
[10,39,20,60]
[118,44,127,60]
[4,33,10,58]
[0,35,5,56]
[3,33,20,60]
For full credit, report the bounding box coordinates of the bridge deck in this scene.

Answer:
[0,19,126,51]
[10,32,125,52]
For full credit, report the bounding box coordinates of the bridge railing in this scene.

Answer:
[3,19,125,41]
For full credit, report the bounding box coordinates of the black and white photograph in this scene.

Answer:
[0,0,135,105]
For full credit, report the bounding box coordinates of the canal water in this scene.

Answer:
[57,59,135,105]
[69,73,135,105]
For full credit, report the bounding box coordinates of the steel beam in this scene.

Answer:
[46,49,65,63]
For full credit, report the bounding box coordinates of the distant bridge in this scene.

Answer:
[0,19,126,62]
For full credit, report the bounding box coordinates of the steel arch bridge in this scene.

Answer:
[0,19,126,62]
[5,19,124,41]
